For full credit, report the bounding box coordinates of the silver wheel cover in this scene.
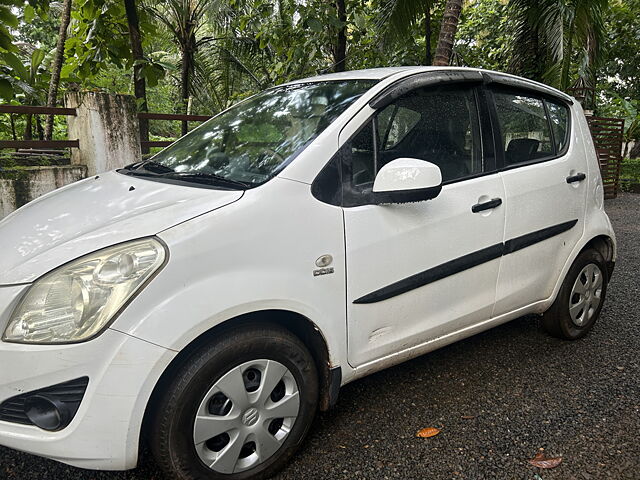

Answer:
[193,359,300,474]
[569,263,603,327]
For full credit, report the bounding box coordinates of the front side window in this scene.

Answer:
[345,85,483,203]
[125,80,376,188]
[493,91,555,165]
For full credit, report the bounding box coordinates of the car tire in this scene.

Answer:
[149,322,319,480]
[542,248,608,340]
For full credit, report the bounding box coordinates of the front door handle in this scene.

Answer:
[566,172,586,184]
[472,198,502,213]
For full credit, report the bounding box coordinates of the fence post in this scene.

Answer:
[66,92,142,176]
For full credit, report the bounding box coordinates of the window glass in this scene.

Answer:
[142,80,376,187]
[547,100,570,153]
[346,86,482,198]
[350,122,376,187]
[382,106,421,150]
[493,91,553,165]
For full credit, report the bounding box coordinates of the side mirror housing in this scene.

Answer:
[372,158,443,204]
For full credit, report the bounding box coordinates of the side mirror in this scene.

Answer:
[372,158,443,204]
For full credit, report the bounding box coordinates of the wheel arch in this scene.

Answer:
[544,232,616,314]
[581,234,615,277]
[139,309,337,450]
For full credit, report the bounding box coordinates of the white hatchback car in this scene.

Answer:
[0,67,616,480]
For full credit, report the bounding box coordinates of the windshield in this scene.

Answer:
[127,80,376,188]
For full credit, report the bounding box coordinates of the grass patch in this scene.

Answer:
[620,157,640,183]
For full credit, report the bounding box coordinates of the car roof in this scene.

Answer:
[284,66,574,104]
[283,67,418,84]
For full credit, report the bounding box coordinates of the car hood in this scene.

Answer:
[0,171,243,285]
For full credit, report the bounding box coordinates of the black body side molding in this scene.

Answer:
[503,219,578,254]
[354,244,504,304]
[353,219,579,305]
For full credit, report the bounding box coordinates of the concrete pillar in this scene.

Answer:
[66,92,141,176]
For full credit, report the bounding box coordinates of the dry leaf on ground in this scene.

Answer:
[528,451,563,469]
[416,427,441,438]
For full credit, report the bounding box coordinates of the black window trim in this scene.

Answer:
[544,97,571,158]
[357,83,493,205]
[312,82,504,207]
[488,85,573,172]
[312,70,574,207]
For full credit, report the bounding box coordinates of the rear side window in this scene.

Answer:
[547,100,570,153]
[493,92,554,165]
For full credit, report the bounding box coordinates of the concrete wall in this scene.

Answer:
[0,166,87,219]
[1,92,139,219]
[66,92,142,176]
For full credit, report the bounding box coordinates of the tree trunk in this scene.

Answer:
[9,114,17,142]
[433,0,463,66]
[180,45,192,136]
[124,0,149,154]
[561,18,575,91]
[44,0,72,140]
[424,1,432,66]
[333,0,347,72]
[36,115,43,140]
[630,141,640,159]
[24,114,32,140]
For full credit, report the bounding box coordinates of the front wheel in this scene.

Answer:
[542,248,608,340]
[149,323,319,480]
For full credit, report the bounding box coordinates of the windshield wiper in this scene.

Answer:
[160,171,251,189]
[123,161,175,175]
[140,161,175,174]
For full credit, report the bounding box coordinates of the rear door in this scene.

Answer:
[489,88,587,316]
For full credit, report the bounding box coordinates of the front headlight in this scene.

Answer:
[2,238,166,344]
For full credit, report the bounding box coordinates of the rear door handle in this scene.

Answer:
[566,173,586,183]
[472,198,502,213]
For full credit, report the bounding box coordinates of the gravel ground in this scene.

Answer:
[1,194,639,480]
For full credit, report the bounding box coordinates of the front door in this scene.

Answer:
[342,84,506,368]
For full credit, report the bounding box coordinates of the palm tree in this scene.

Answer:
[333,0,347,72]
[44,0,72,140]
[507,0,608,90]
[147,0,223,134]
[124,0,150,152]
[433,0,463,65]
[378,0,435,65]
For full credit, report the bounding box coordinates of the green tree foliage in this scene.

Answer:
[1,0,638,143]
[455,0,509,69]
[599,0,640,101]
[0,0,48,99]
[507,0,608,89]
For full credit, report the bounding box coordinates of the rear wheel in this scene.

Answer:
[150,323,318,480]
[542,249,608,340]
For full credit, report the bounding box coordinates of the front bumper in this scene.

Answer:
[0,285,176,470]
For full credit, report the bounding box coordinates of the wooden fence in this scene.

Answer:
[0,105,79,150]
[586,116,625,199]
[0,105,626,199]
[0,105,211,152]
[137,112,211,149]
